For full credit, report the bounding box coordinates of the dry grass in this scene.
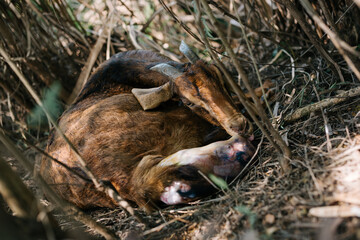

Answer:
[1,0,360,239]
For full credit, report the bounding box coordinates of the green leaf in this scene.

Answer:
[202,18,214,39]
[208,174,229,190]
[27,82,63,128]
[234,205,257,228]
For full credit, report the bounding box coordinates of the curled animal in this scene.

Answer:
[40,43,255,211]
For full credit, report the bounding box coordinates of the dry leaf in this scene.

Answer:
[265,214,275,224]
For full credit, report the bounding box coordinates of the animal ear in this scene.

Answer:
[132,82,173,110]
[133,63,182,110]
[179,41,200,63]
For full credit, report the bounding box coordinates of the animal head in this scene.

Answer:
[129,136,255,211]
[132,42,252,137]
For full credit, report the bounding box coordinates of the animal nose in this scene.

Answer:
[229,124,243,135]
[216,137,255,161]
[228,120,253,137]
[214,144,235,161]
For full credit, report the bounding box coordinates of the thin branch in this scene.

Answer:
[68,26,107,103]
[0,156,58,240]
[0,46,148,226]
[232,6,273,117]
[193,0,282,158]
[318,0,338,34]
[22,139,92,183]
[118,0,134,17]
[141,1,177,32]
[274,0,345,82]
[143,215,188,236]
[230,135,264,186]
[0,130,118,240]
[0,155,38,218]
[0,81,32,112]
[158,0,203,44]
[0,46,100,191]
[158,0,231,57]
[311,80,332,152]
[207,0,282,46]
[299,0,360,80]
[284,85,360,122]
[199,0,291,173]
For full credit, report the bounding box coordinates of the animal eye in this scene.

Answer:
[184,101,195,108]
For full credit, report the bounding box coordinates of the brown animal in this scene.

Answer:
[40,43,255,211]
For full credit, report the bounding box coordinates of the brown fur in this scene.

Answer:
[40,50,251,211]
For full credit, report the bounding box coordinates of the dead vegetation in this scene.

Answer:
[0,0,360,239]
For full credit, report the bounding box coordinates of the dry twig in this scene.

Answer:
[0,155,39,218]
[284,85,360,122]
[198,0,292,173]
[68,26,108,103]
[299,0,360,79]
[0,130,118,240]
[0,46,148,226]
[275,0,345,82]
[158,0,203,44]
[193,1,280,156]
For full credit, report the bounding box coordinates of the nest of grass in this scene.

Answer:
[1,0,360,239]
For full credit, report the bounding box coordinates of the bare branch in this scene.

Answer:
[68,27,107,103]
[193,0,281,155]
[299,0,360,79]
[284,85,360,122]
[0,155,38,218]
[198,0,292,173]
[0,130,119,240]
[274,0,345,82]
[0,46,148,226]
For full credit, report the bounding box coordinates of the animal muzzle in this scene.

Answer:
[213,137,255,177]
[221,114,253,137]
[159,136,255,205]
